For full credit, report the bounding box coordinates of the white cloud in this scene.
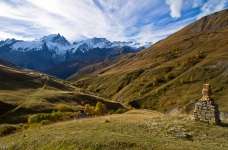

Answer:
[131,16,196,43]
[166,0,183,18]
[192,0,204,8]
[197,0,228,19]
[0,0,169,43]
[0,30,32,41]
[0,0,110,41]
[0,0,227,44]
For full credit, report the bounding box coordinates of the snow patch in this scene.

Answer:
[11,40,43,52]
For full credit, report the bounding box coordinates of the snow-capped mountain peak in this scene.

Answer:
[0,34,153,78]
[72,37,152,53]
[0,38,18,46]
[83,37,112,49]
[42,33,70,46]
[0,33,152,59]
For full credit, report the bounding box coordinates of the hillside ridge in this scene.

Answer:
[68,8,228,114]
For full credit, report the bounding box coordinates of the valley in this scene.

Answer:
[0,7,228,150]
[68,8,228,114]
[0,63,123,124]
[0,36,150,79]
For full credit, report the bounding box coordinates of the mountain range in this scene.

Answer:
[0,8,228,119]
[0,34,151,78]
[1,7,228,150]
[68,8,228,113]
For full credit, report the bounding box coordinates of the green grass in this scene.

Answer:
[0,110,228,150]
[0,65,125,124]
[0,89,125,124]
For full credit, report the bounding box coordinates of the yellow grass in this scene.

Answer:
[0,110,228,150]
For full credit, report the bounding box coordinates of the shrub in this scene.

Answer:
[84,104,90,114]
[81,101,85,105]
[138,92,141,97]
[57,103,72,112]
[79,88,85,92]
[29,123,41,128]
[102,104,107,114]
[128,105,134,110]
[189,76,193,82]
[28,114,40,124]
[0,124,20,137]
[165,73,171,81]
[155,89,159,94]
[175,61,179,67]
[89,106,96,116]
[27,111,79,125]
[22,124,30,130]
[28,113,53,124]
[180,78,184,84]
[40,120,51,125]
[51,111,63,121]
[115,108,128,114]
[153,76,158,86]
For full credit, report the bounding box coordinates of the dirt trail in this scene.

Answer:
[0,76,49,116]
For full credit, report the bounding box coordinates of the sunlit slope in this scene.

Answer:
[68,9,228,113]
[0,110,228,150]
[0,64,124,124]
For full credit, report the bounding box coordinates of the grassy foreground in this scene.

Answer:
[0,110,228,150]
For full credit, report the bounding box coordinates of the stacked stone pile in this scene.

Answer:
[192,84,221,124]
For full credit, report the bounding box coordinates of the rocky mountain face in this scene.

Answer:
[44,45,147,79]
[0,34,151,78]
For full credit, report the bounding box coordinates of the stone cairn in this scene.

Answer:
[192,84,221,124]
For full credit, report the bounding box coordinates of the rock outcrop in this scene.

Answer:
[192,84,221,124]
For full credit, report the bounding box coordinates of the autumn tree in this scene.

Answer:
[153,75,158,86]
[84,104,90,114]
[89,106,96,116]
[165,73,171,81]
[95,102,107,116]
[189,76,193,82]
[155,89,159,94]
[180,78,184,84]
[128,105,133,110]
[138,92,141,97]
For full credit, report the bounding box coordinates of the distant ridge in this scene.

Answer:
[170,8,228,38]
[0,58,20,69]
[0,35,151,78]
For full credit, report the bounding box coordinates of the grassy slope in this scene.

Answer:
[0,59,20,70]
[0,110,228,150]
[68,9,228,113]
[0,64,124,124]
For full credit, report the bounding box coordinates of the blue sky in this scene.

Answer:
[0,0,228,43]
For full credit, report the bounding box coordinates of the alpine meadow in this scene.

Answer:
[0,2,228,150]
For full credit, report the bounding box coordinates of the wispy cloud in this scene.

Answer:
[166,0,183,18]
[197,0,228,19]
[192,0,204,8]
[0,0,227,44]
